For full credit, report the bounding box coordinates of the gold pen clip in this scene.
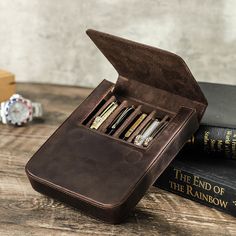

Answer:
[90,101,118,129]
[124,113,147,139]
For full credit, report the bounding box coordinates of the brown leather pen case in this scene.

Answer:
[25,29,207,224]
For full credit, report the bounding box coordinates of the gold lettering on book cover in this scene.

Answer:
[232,133,236,159]
[204,130,210,151]
[169,168,229,209]
[225,130,233,154]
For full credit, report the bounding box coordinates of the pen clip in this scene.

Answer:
[124,113,147,139]
[143,115,169,147]
[111,106,135,129]
[134,119,160,146]
[90,101,118,129]
[100,101,118,118]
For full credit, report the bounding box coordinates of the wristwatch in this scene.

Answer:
[0,94,43,126]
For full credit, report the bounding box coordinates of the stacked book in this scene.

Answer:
[155,82,236,217]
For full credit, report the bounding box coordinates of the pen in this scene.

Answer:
[143,120,168,147]
[134,119,160,146]
[121,113,147,140]
[90,101,118,129]
[106,106,135,135]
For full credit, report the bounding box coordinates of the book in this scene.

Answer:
[155,154,236,217]
[184,82,236,159]
[154,82,236,216]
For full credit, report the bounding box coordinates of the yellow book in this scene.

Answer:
[0,70,15,102]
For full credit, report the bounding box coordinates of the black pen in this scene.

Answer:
[106,106,135,135]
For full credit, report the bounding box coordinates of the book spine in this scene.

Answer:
[155,164,236,217]
[185,125,236,159]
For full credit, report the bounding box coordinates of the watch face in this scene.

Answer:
[6,100,32,125]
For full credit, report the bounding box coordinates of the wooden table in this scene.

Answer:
[1,83,236,236]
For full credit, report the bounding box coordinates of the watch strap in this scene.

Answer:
[32,102,43,118]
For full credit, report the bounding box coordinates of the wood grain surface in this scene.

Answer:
[1,83,236,236]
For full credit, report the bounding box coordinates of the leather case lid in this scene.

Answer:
[86,29,207,121]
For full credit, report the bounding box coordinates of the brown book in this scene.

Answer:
[0,70,15,102]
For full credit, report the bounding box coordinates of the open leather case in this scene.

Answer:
[25,29,207,223]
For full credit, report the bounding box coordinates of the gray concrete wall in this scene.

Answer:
[0,0,236,87]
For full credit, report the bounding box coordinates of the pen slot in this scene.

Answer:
[127,110,156,143]
[113,105,142,138]
[143,115,170,147]
[151,115,170,139]
[85,95,116,127]
[99,100,128,133]
[84,92,173,148]
[159,115,170,124]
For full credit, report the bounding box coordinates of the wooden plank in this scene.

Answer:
[0,83,235,235]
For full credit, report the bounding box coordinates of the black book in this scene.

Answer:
[155,82,236,216]
[185,82,236,159]
[155,154,236,216]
